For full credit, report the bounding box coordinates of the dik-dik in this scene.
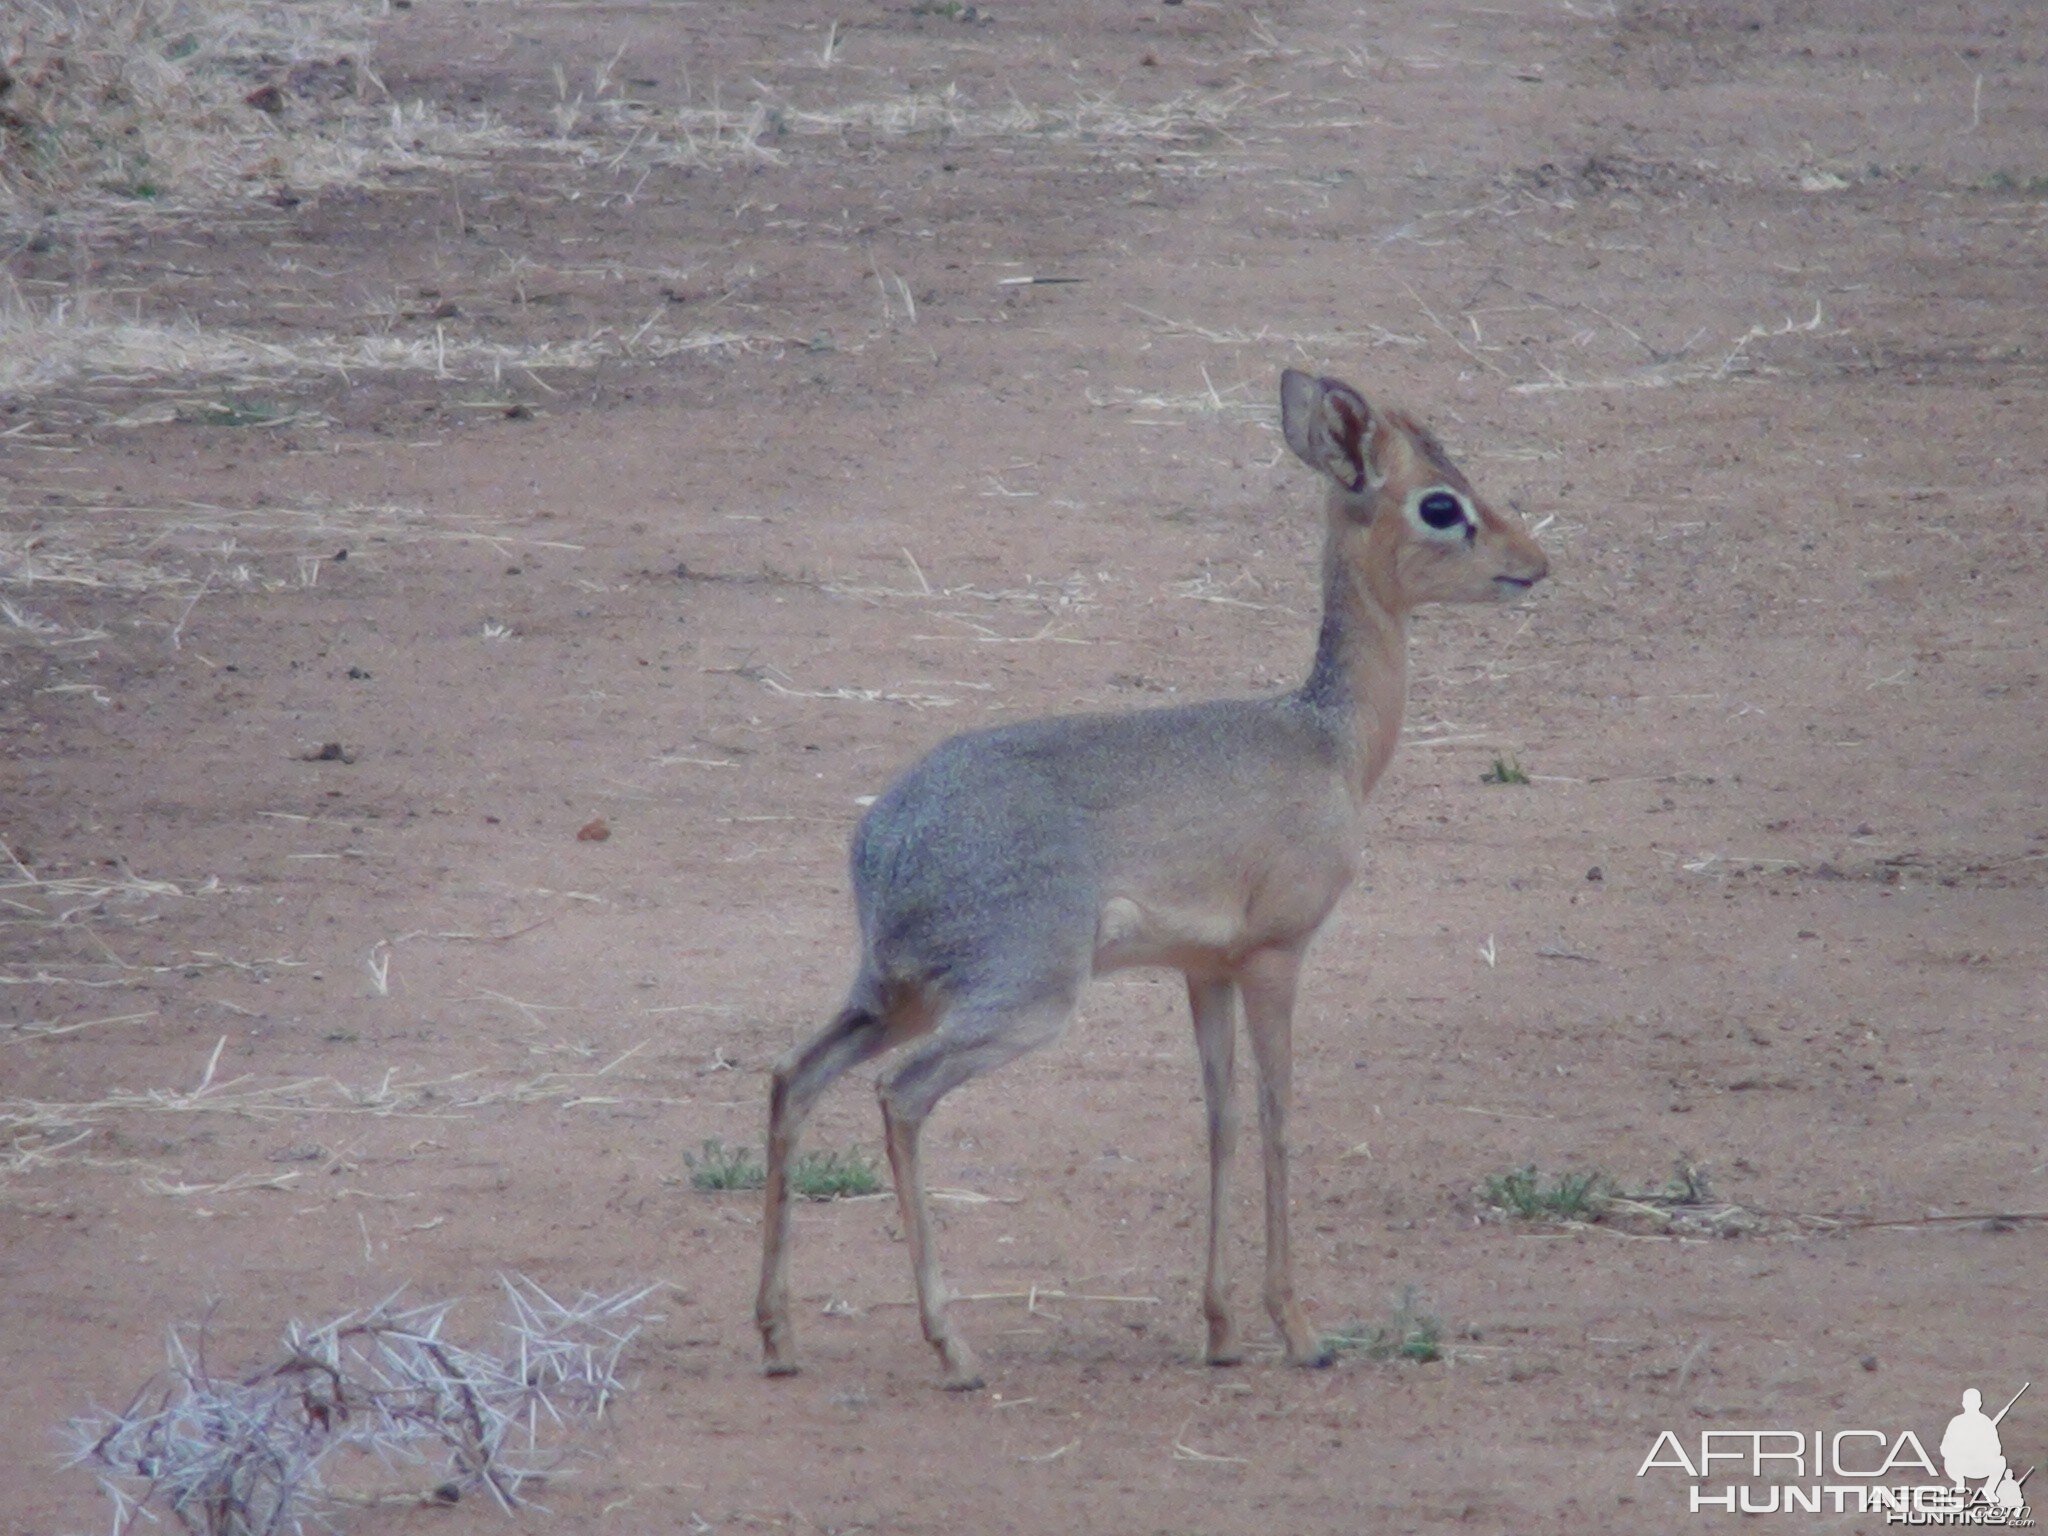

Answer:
[756,369,1550,1389]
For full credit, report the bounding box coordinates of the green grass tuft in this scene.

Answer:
[683,1138,884,1200]
[178,395,288,428]
[685,1137,765,1191]
[1981,169,2048,195]
[1482,1164,1608,1221]
[787,1146,885,1201]
[1324,1288,1445,1363]
[1480,754,1531,785]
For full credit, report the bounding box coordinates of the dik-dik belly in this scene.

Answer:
[1089,848,1356,977]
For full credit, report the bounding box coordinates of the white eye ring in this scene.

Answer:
[1404,486,1472,539]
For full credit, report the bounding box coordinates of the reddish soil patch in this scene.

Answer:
[4,2,2044,1532]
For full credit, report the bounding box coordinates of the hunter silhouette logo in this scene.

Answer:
[1638,1381,2035,1522]
[1943,1387,2032,1516]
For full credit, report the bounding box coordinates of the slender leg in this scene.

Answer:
[1239,948,1331,1368]
[757,1005,893,1376]
[758,1068,801,1375]
[877,995,1075,1389]
[880,1096,984,1390]
[1187,976,1241,1365]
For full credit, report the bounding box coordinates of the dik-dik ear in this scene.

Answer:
[1280,369,1380,495]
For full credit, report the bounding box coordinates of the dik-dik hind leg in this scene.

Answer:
[1188,976,1242,1366]
[1240,948,1333,1368]
[878,995,1074,1390]
[757,1004,897,1376]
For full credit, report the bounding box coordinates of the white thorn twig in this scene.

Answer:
[65,1279,663,1530]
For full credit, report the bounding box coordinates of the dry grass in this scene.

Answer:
[0,839,232,996]
[770,84,1244,148]
[1,1033,658,1180]
[1,22,1243,406]
[0,0,646,411]
[0,841,205,921]
[0,489,221,660]
[1087,365,1271,424]
[0,0,559,224]
[565,79,1246,172]
[0,487,586,658]
[0,847,661,1187]
[0,282,789,403]
[0,0,377,212]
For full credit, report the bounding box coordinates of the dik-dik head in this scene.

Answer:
[1280,368,1550,613]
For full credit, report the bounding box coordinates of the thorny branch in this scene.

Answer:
[64,1276,662,1535]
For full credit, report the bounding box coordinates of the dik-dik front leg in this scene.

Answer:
[1239,947,1332,1368]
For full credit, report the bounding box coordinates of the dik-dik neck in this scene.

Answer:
[1297,520,1410,803]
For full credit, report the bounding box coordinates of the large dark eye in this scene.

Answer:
[1417,491,1465,530]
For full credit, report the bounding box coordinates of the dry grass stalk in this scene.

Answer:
[2,1008,156,1044]
[65,1277,661,1532]
[1123,302,1416,351]
[1171,1420,1248,1464]
[1509,301,1837,395]
[771,85,1245,147]
[1087,374,1268,421]
[820,567,1098,611]
[760,673,960,711]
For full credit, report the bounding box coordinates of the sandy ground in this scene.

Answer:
[4,0,2045,1531]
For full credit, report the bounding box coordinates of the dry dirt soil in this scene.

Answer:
[4,0,2046,1531]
